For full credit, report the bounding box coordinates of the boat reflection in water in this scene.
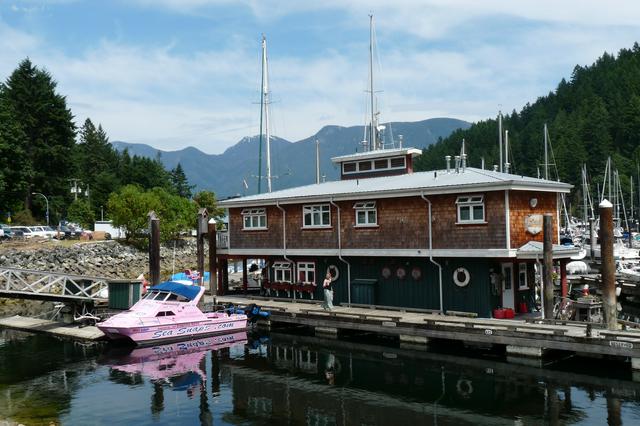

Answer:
[102,332,247,395]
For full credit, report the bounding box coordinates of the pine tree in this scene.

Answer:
[2,59,76,217]
[170,163,194,198]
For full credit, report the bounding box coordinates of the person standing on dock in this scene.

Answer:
[322,272,334,311]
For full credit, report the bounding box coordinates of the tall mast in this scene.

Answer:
[262,36,272,193]
[582,164,588,225]
[544,123,549,180]
[630,175,634,221]
[257,35,266,194]
[369,14,376,151]
[498,111,503,172]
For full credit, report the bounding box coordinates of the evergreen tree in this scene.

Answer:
[2,59,76,219]
[170,163,194,198]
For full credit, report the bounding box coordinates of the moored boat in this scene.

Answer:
[97,281,247,345]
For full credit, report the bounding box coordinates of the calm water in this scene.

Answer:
[1,328,640,425]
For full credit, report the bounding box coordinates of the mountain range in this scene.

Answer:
[111,117,470,198]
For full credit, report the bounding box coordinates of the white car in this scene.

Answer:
[12,226,34,238]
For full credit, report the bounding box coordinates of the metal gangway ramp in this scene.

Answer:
[0,267,109,303]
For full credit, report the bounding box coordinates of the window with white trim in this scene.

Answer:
[242,208,267,229]
[456,195,485,223]
[297,262,315,284]
[272,261,292,283]
[303,204,330,227]
[354,201,377,226]
[518,263,528,290]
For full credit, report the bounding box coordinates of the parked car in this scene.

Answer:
[55,225,73,240]
[11,226,32,238]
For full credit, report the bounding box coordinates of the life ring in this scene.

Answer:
[453,267,470,287]
[456,379,473,398]
[326,265,339,282]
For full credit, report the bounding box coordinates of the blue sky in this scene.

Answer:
[2,0,640,154]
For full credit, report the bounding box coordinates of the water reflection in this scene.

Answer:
[3,328,640,425]
[222,333,640,425]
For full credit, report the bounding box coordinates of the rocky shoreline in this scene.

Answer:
[0,239,201,316]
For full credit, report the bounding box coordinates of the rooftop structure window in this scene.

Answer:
[272,261,292,283]
[374,159,388,169]
[303,204,331,228]
[390,156,405,168]
[354,201,377,227]
[242,208,267,230]
[343,162,356,173]
[456,195,485,224]
[358,161,372,171]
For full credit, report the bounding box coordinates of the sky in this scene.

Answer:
[2,1,640,154]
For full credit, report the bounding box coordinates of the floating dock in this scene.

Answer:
[215,295,640,369]
[0,315,104,341]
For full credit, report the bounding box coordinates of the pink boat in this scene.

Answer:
[97,281,247,345]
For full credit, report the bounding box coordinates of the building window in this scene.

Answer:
[374,159,388,169]
[242,208,267,229]
[358,161,372,171]
[354,201,377,226]
[456,195,485,223]
[343,162,356,173]
[297,262,315,284]
[272,261,292,283]
[303,204,330,227]
[518,263,528,290]
[390,156,405,168]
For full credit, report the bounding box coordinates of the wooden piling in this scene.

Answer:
[197,209,208,285]
[208,219,217,298]
[543,214,554,319]
[600,199,617,330]
[148,211,160,285]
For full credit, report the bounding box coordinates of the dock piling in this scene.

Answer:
[543,214,554,319]
[148,211,160,286]
[600,199,618,330]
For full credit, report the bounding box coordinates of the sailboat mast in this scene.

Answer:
[544,123,549,180]
[498,111,503,173]
[631,175,634,221]
[263,36,272,193]
[369,14,376,151]
[582,164,588,225]
[257,35,266,194]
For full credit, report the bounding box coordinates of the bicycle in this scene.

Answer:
[553,296,575,321]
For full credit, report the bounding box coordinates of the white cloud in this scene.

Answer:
[2,1,640,154]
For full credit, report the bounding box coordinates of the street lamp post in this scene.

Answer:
[31,192,49,226]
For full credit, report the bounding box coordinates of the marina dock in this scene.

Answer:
[215,295,640,368]
[0,315,104,341]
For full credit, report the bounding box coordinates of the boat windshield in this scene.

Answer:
[153,291,170,301]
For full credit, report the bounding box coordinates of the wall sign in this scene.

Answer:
[525,214,543,235]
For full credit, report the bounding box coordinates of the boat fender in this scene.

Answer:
[456,379,473,398]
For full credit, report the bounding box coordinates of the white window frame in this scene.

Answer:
[296,262,316,284]
[518,262,528,290]
[272,261,292,283]
[303,204,331,228]
[353,201,377,227]
[242,208,267,230]
[342,156,406,175]
[456,195,485,224]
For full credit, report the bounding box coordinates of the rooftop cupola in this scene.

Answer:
[331,147,422,181]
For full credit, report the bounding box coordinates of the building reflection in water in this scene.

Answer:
[98,330,640,425]
[222,333,640,425]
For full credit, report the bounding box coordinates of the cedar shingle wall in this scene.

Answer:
[509,191,558,248]
[430,191,506,249]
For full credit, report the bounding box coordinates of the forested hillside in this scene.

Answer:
[0,59,201,229]
[414,43,640,208]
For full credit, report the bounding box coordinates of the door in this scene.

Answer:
[501,263,515,310]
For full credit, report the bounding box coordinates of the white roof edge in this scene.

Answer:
[331,147,422,163]
[220,182,572,208]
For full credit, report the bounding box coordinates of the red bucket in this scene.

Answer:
[518,302,528,314]
[493,308,505,319]
[504,308,515,319]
